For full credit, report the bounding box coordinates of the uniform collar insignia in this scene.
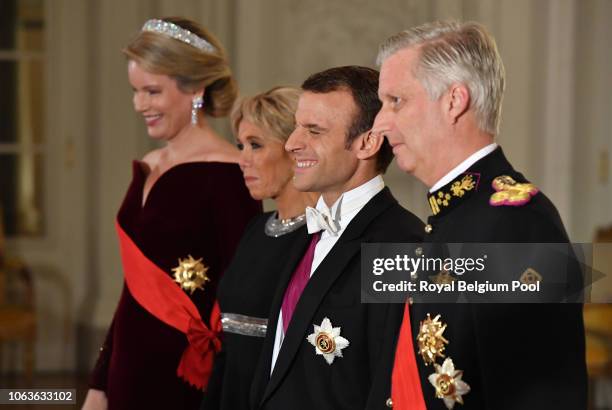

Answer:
[428,173,480,216]
[306,317,350,365]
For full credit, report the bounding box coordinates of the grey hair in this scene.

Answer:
[376,21,505,135]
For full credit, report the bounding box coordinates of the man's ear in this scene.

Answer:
[355,130,384,160]
[445,83,470,124]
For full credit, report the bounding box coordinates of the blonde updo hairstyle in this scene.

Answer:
[231,86,301,143]
[123,17,237,118]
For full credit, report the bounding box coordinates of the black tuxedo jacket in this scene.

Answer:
[404,148,587,409]
[250,187,423,410]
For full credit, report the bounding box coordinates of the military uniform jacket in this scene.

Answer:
[250,187,424,410]
[403,147,587,410]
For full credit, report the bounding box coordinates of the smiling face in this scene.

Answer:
[237,120,295,200]
[285,90,360,201]
[374,47,447,182]
[127,60,196,140]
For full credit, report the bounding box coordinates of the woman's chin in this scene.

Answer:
[247,188,264,201]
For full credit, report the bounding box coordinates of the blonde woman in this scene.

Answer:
[83,17,260,410]
[203,87,317,410]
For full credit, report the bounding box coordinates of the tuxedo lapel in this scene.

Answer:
[260,188,398,405]
[263,240,359,401]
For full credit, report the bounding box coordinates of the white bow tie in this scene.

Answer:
[305,206,341,235]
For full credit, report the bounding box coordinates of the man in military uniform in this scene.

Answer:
[250,66,423,409]
[372,21,587,409]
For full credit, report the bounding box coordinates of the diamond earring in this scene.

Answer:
[191,96,203,125]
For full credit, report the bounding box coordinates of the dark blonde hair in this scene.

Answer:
[231,87,300,142]
[123,17,237,117]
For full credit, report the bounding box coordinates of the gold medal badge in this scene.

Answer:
[172,255,210,294]
[418,314,471,407]
[417,314,449,366]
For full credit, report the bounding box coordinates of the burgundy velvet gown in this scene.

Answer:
[90,161,261,410]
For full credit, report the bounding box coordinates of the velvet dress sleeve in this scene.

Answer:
[88,316,115,390]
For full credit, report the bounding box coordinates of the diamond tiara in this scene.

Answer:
[141,19,216,53]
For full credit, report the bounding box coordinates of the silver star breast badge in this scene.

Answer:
[428,358,471,409]
[306,317,349,365]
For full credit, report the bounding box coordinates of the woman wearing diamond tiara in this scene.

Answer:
[82,17,260,410]
[201,87,318,410]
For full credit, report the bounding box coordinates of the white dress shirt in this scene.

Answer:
[429,143,498,192]
[270,175,385,373]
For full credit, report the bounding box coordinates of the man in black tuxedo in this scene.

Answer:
[250,66,423,409]
[373,21,587,409]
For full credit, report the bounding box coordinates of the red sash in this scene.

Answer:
[116,220,221,390]
[391,303,426,409]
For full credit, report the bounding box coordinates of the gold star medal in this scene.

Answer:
[172,255,210,294]
[417,314,449,366]
[306,317,349,365]
[428,358,471,409]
